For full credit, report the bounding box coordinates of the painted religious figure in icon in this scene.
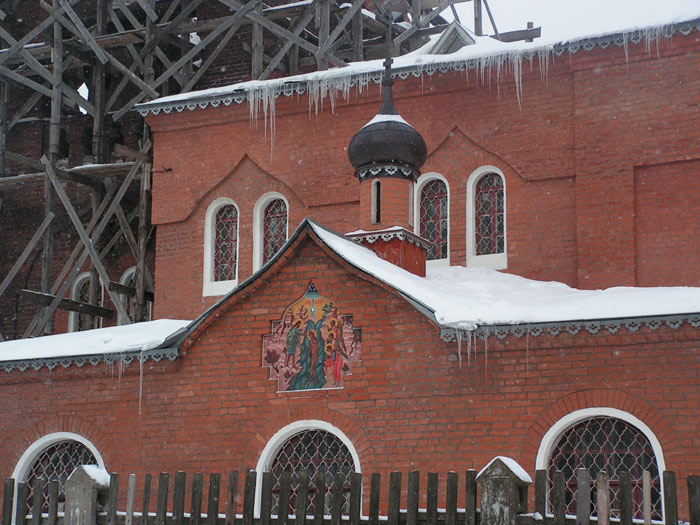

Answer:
[262,282,361,392]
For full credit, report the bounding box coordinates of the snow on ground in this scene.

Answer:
[311,222,700,331]
[0,319,191,362]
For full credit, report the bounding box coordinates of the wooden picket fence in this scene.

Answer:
[3,468,700,525]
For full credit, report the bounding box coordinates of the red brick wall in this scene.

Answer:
[1,231,699,517]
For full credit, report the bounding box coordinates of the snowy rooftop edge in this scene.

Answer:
[0,319,191,363]
[136,12,700,113]
[308,221,700,331]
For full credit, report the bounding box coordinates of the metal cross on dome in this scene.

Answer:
[372,0,398,87]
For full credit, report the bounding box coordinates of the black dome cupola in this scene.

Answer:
[347,18,427,182]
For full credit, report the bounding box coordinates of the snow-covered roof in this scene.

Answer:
[0,319,191,372]
[308,221,700,332]
[137,0,700,117]
[477,456,533,484]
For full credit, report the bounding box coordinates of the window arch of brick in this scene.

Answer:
[254,420,361,516]
[466,166,507,269]
[535,407,665,520]
[68,272,103,332]
[253,192,289,272]
[413,172,450,267]
[11,432,105,512]
[203,198,240,297]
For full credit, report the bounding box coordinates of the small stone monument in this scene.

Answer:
[64,465,111,525]
[477,456,532,525]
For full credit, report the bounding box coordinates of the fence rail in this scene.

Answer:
[3,467,700,525]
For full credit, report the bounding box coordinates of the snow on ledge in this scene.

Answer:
[310,221,700,331]
[79,465,111,487]
[0,319,191,363]
[477,456,533,483]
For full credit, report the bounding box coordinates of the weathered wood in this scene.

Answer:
[427,473,438,525]
[534,470,546,519]
[225,471,238,525]
[576,469,590,525]
[481,0,498,37]
[465,470,476,525]
[349,472,361,525]
[352,7,363,61]
[313,472,326,525]
[142,473,152,525]
[106,474,119,525]
[387,472,401,525]
[330,473,344,525]
[251,3,263,78]
[642,471,651,525]
[47,480,58,525]
[0,81,7,177]
[5,151,96,187]
[2,479,13,525]
[31,479,42,525]
[206,474,220,525]
[317,0,363,62]
[8,91,42,131]
[552,471,565,525]
[406,471,419,525]
[618,472,632,525]
[57,0,108,63]
[491,27,541,43]
[242,470,256,525]
[0,212,55,298]
[16,482,28,525]
[279,471,292,525]
[191,473,203,525]
[260,472,273,525]
[172,472,186,525]
[108,282,154,302]
[125,474,137,525]
[155,473,169,525]
[595,477,612,525]
[446,472,457,525]
[369,473,380,525]
[688,475,700,525]
[663,471,678,525]
[114,143,151,162]
[296,470,310,525]
[394,0,452,46]
[259,4,316,81]
[141,0,205,57]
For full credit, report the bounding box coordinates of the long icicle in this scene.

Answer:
[456,330,462,369]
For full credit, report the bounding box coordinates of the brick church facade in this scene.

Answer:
[1,14,700,523]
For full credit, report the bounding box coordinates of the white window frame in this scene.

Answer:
[535,407,666,516]
[68,271,103,332]
[413,172,450,268]
[118,266,152,324]
[253,192,289,272]
[254,420,361,515]
[203,198,240,297]
[466,166,507,269]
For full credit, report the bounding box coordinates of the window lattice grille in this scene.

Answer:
[475,173,504,256]
[548,417,661,520]
[263,199,287,265]
[269,430,355,516]
[120,270,152,324]
[74,278,102,331]
[419,179,448,260]
[25,440,98,511]
[214,205,239,281]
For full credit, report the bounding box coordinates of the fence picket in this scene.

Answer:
[173,472,186,525]
[576,468,590,525]
[107,473,120,525]
[446,472,457,525]
[2,479,13,525]
[427,473,438,525]
[349,472,361,525]
[156,473,168,525]
[296,470,310,525]
[643,471,651,525]
[388,473,401,525]
[30,478,41,525]
[207,474,220,525]
[688,475,700,525]
[142,474,153,525]
[279,471,292,525]
[331,473,344,525]
[46,480,58,525]
[225,471,239,525]
[242,470,256,525]
[553,470,565,525]
[596,472,609,525]
[534,470,546,519]
[126,474,137,525]
[406,471,419,525]
[260,472,273,525]
[368,473,380,525]
[313,472,325,525]
[663,471,678,525]
[619,471,632,525]
[16,482,27,525]
[465,470,476,525]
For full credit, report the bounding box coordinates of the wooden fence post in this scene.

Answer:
[476,458,532,525]
[663,471,678,525]
[2,479,13,525]
[688,475,700,525]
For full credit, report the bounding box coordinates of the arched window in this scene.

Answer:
[69,272,103,332]
[118,267,153,325]
[203,198,240,297]
[466,167,506,269]
[414,174,449,265]
[537,409,664,521]
[256,421,360,517]
[263,199,287,265]
[12,433,104,511]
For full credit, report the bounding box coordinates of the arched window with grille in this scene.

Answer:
[256,421,360,517]
[466,167,507,269]
[203,198,240,297]
[414,174,449,265]
[537,409,664,521]
[253,193,289,271]
[69,272,103,332]
[118,267,153,324]
[12,433,104,512]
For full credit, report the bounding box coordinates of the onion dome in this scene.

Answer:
[348,69,427,182]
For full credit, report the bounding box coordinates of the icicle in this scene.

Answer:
[456,330,462,369]
[467,329,472,365]
[138,349,144,417]
[484,329,488,377]
[525,324,530,377]
[622,32,630,63]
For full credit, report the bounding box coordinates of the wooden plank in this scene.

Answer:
[643,471,651,525]
[352,8,363,61]
[279,471,292,525]
[0,81,7,177]
[491,26,541,43]
[446,472,457,525]
[47,481,58,525]
[406,471,419,525]
[663,471,678,525]
[296,470,310,525]
[0,212,55,297]
[156,473,169,525]
[8,91,42,131]
[57,0,108,63]
[142,473,152,525]
[114,143,151,162]
[426,473,438,525]
[172,472,186,525]
[576,468,590,525]
[108,282,154,302]
[688,475,700,525]
[596,472,609,525]
[481,0,498,36]
[141,0,205,57]
[368,473,380,525]
[388,473,402,525]
[313,472,326,525]
[242,470,255,525]
[225,471,238,525]
[619,471,632,525]
[1,479,13,525]
[534,470,546,519]
[42,157,131,321]
[16,482,27,525]
[125,474,137,525]
[348,472,361,525]
[465,470,476,525]
[316,0,363,61]
[30,479,42,525]
[206,474,220,525]
[394,0,452,46]
[106,474,120,525]
[330,472,344,525]
[191,473,203,525]
[6,151,95,186]
[0,66,53,98]
[553,471,565,525]
[260,472,273,525]
[317,0,330,70]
